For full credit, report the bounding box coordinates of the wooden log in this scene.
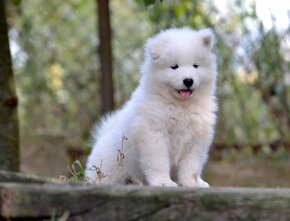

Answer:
[0,170,60,184]
[1,175,290,221]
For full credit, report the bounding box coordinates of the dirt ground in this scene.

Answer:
[204,159,290,188]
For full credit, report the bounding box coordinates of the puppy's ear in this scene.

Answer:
[146,36,168,60]
[199,28,214,50]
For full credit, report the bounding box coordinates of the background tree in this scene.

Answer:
[9,0,99,147]
[0,0,19,171]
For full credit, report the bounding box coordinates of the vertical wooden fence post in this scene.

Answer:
[97,0,114,114]
[0,1,20,171]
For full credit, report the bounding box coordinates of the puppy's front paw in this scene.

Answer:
[149,179,178,187]
[179,178,199,187]
[179,177,210,188]
[161,180,178,187]
[197,177,210,188]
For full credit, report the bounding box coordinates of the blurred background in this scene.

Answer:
[3,0,290,186]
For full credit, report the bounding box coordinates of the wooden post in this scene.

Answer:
[0,0,19,171]
[97,0,114,114]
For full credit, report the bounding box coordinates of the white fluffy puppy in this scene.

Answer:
[86,27,217,187]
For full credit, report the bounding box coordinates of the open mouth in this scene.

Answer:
[177,89,193,97]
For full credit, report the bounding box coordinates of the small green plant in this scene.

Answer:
[60,160,87,183]
[60,159,107,184]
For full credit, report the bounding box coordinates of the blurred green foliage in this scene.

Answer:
[8,0,99,146]
[6,0,290,149]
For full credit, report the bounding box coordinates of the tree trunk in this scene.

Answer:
[97,0,114,113]
[0,1,19,171]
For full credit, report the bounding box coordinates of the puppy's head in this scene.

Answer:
[142,27,217,101]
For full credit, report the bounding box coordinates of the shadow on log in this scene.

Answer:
[1,170,290,221]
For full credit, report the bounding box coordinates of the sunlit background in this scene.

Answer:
[6,0,290,186]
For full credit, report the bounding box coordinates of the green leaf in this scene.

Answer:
[143,0,156,7]
[11,0,22,6]
[72,160,85,176]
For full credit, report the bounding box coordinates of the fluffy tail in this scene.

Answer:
[89,111,120,147]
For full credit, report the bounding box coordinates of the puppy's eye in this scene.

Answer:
[193,64,199,68]
[171,64,179,70]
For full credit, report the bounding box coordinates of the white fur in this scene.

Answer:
[86,27,218,187]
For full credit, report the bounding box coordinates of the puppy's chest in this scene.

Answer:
[167,111,204,143]
[165,110,210,162]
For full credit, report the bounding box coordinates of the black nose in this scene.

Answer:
[183,78,193,87]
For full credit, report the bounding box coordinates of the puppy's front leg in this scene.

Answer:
[177,146,210,188]
[138,131,177,187]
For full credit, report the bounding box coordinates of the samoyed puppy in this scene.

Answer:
[86,27,217,187]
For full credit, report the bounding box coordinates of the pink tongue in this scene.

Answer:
[180,90,192,97]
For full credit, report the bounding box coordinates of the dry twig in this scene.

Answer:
[90,159,107,184]
[117,133,127,171]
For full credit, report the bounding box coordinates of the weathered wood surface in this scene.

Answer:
[1,170,290,221]
[0,170,60,184]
